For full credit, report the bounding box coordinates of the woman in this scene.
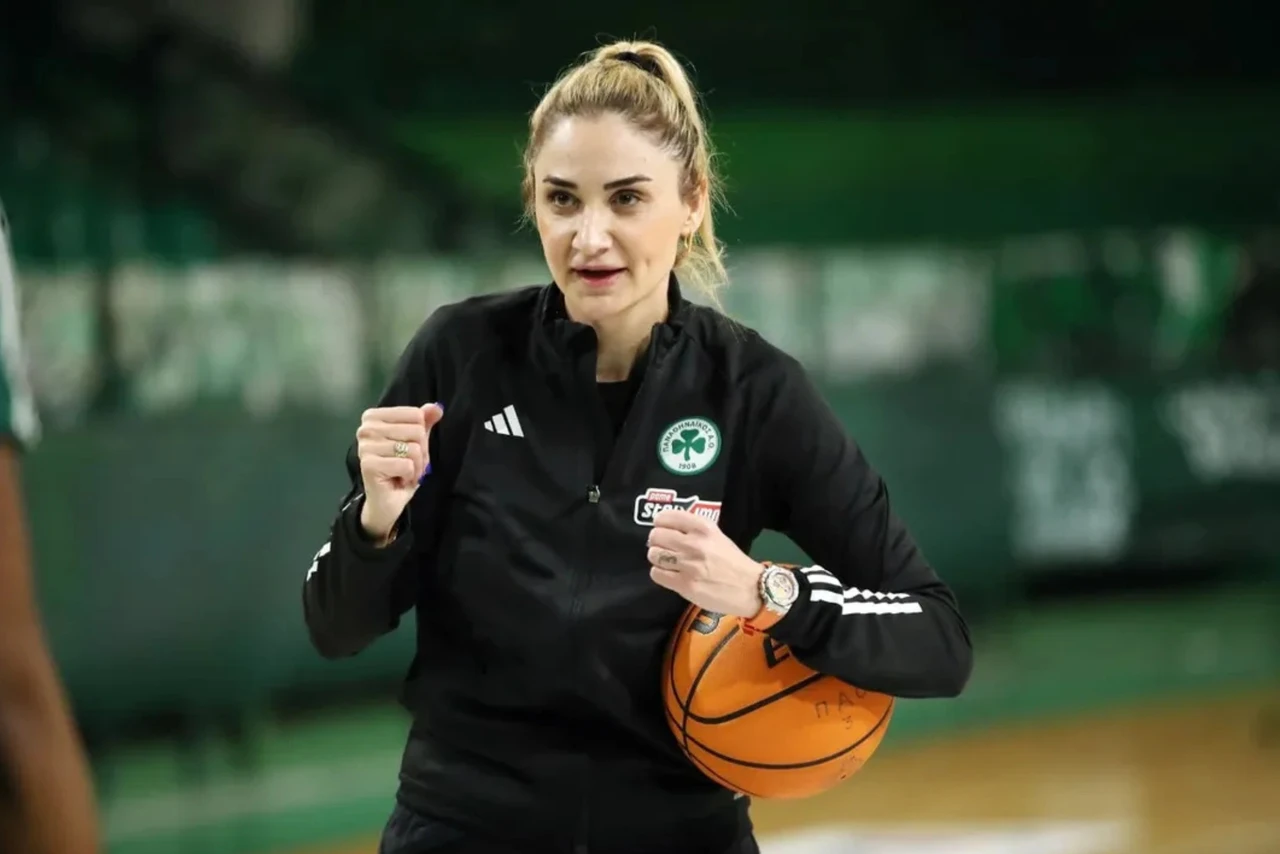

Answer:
[303,40,972,854]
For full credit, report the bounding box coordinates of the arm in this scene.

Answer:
[0,200,100,852]
[302,310,451,659]
[758,359,973,698]
[0,452,100,854]
[301,451,423,659]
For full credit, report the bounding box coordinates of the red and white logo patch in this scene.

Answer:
[633,487,723,527]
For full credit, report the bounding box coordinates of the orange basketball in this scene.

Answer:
[663,603,894,799]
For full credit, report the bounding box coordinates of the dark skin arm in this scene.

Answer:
[0,442,100,854]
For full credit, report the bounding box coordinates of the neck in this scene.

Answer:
[594,320,650,382]
[567,284,669,382]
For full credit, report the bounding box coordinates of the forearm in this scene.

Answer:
[0,451,99,853]
[302,501,417,659]
[0,653,100,854]
[769,569,972,698]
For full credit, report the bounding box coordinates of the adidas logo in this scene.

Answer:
[483,404,525,437]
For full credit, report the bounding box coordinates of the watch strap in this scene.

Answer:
[740,607,782,636]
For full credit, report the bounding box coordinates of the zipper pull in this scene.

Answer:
[587,485,601,504]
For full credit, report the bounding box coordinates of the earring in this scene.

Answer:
[677,232,693,261]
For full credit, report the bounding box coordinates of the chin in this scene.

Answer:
[570,289,630,322]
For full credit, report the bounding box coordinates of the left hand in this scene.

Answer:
[647,509,764,617]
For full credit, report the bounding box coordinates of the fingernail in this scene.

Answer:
[419,461,432,484]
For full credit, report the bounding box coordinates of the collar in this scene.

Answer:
[530,273,690,373]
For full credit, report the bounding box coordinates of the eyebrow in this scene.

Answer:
[543,175,652,190]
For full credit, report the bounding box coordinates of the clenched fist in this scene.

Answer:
[356,403,444,543]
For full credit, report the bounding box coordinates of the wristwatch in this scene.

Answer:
[741,562,801,635]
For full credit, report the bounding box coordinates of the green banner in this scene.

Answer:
[12,234,1280,728]
[25,373,1280,729]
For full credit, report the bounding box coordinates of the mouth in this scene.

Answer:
[574,267,626,287]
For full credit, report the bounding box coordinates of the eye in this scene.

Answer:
[613,190,642,208]
[546,190,576,208]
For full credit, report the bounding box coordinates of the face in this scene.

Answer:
[532,112,704,327]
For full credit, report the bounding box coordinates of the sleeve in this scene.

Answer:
[756,357,973,699]
[0,201,41,449]
[301,308,453,660]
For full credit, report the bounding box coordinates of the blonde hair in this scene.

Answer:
[522,40,728,307]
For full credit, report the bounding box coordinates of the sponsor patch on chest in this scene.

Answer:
[633,487,723,527]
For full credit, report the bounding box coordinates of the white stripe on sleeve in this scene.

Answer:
[799,565,924,615]
[306,541,331,582]
[0,207,40,445]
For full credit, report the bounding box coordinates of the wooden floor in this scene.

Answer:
[305,692,1280,854]
[752,691,1280,854]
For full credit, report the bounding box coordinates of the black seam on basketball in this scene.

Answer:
[667,617,827,725]
[686,750,765,800]
[679,620,739,753]
[666,607,707,757]
[663,705,765,799]
[665,608,711,767]
[666,607,703,714]
[685,673,827,725]
[667,610,709,716]
[677,699,895,770]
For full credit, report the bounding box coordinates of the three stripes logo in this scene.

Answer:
[800,566,924,615]
[483,404,525,438]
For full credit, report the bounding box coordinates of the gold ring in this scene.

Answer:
[393,441,410,458]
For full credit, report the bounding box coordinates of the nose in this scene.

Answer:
[572,207,612,256]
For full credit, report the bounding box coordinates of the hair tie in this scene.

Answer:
[613,51,663,79]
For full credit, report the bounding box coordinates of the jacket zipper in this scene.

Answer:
[573,759,592,854]
[568,331,668,853]
[566,397,614,628]
[569,384,621,854]
[565,359,617,629]
[567,332,664,627]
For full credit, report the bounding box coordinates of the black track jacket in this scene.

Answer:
[302,280,972,853]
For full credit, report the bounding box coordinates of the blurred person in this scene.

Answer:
[1222,234,1280,370]
[0,203,101,853]
[303,40,972,854]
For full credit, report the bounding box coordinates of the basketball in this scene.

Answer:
[663,603,895,799]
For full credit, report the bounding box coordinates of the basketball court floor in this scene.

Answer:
[300,691,1280,854]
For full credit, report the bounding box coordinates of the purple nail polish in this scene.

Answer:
[419,402,444,484]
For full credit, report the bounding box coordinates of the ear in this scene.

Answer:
[683,178,709,236]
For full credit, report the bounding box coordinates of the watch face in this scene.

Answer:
[764,567,799,606]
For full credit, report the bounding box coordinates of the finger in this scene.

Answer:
[645,527,685,552]
[646,546,682,569]
[357,421,430,444]
[652,508,707,534]
[649,565,684,591]
[421,402,445,432]
[361,455,418,485]
[648,527,705,565]
[419,403,445,476]
[363,406,429,425]
[359,440,425,473]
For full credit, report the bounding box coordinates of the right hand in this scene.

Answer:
[355,403,445,541]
